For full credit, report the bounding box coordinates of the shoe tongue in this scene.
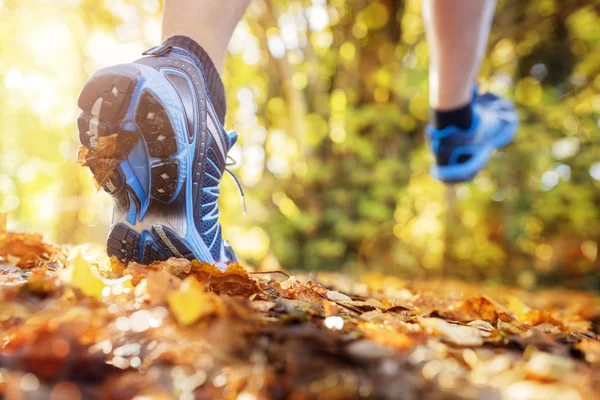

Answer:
[226,131,238,151]
[161,36,227,124]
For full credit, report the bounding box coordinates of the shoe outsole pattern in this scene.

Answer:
[77,67,180,203]
[107,222,169,264]
[77,65,190,263]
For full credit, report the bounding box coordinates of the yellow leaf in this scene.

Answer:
[63,249,105,299]
[507,296,530,315]
[167,276,216,325]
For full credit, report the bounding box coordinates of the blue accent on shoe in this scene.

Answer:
[126,192,137,225]
[426,87,518,183]
[227,130,238,149]
[120,159,148,221]
[195,147,225,260]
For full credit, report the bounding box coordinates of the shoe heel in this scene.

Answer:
[77,65,140,155]
[77,65,181,205]
[77,65,142,197]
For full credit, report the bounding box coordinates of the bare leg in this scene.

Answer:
[422,0,496,110]
[162,0,251,73]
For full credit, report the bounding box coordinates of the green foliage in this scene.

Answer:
[1,0,599,289]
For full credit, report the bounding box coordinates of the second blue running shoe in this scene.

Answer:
[426,87,518,183]
[77,43,239,265]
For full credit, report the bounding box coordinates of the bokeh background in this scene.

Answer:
[1,0,599,290]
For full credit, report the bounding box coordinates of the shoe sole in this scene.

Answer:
[77,64,213,264]
[430,119,518,184]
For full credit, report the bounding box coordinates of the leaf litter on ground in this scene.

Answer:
[0,229,599,399]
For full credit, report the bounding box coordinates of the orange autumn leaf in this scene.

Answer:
[437,295,504,324]
[0,232,62,269]
[359,322,414,350]
[191,261,263,297]
[517,309,563,327]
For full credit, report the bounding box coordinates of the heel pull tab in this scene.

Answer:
[142,44,173,56]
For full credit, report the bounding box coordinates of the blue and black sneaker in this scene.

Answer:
[77,42,241,265]
[426,87,518,183]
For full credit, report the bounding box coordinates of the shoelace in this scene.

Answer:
[225,130,247,216]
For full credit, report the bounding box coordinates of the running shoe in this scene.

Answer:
[77,43,240,265]
[426,87,518,183]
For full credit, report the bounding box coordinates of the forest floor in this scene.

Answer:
[0,227,599,400]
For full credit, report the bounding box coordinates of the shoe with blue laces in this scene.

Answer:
[77,42,241,265]
[426,87,518,183]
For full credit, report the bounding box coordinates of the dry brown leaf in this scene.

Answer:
[144,269,182,305]
[1,225,599,399]
[497,319,529,335]
[0,232,61,269]
[150,257,192,278]
[124,262,151,285]
[437,295,501,323]
[95,134,119,158]
[325,290,352,302]
[109,256,126,277]
[76,145,89,166]
[466,320,497,338]
[191,261,262,297]
[77,145,121,189]
[305,280,328,296]
[359,322,414,350]
[518,309,563,327]
[272,277,322,303]
[420,318,484,346]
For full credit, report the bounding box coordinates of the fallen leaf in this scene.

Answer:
[151,257,191,278]
[272,277,322,303]
[326,290,352,302]
[77,146,122,190]
[144,270,182,305]
[497,319,528,335]
[359,322,413,349]
[109,256,126,277]
[420,318,484,346]
[124,262,151,285]
[62,249,134,299]
[466,320,497,338]
[0,232,62,269]
[518,309,563,328]
[438,295,501,323]
[191,261,262,297]
[167,276,221,325]
[62,249,105,299]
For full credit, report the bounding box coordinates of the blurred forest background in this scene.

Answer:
[1,0,599,290]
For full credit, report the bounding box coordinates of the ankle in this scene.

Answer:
[431,102,473,130]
